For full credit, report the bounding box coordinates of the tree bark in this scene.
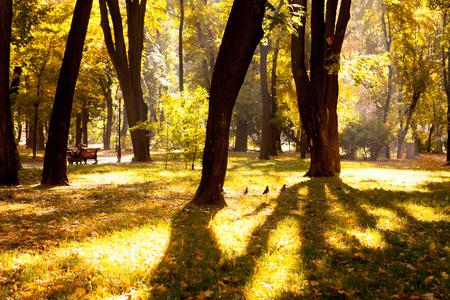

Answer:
[190,0,265,207]
[82,101,88,146]
[99,77,113,150]
[259,43,271,160]
[443,11,450,163]
[0,0,19,185]
[381,2,393,159]
[75,113,82,146]
[179,0,184,92]
[41,0,93,186]
[99,0,151,162]
[291,0,350,177]
[270,41,281,155]
[235,117,248,152]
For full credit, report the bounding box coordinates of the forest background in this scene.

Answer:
[7,0,450,167]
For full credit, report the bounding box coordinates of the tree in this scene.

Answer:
[259,43,272,160]
[99,0,151,162]
[0,0,19,185]
[179,0,184,92]
[41,0,93,186]
[441,10,450,163]
[189,0,266,207]
[291,0,351,177]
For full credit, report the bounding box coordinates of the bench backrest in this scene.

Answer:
[80,148,98,158]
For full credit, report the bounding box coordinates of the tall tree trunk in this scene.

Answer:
[291,0,350,177]
[41,0,93,186]
[0,0,19,185]
[179,0,184,92]
[259,43,271,160]
[270,41,281,154]
[99,0,150,162]
[190,0,265,207]
[397,91,421,159]
[381,2,393,159]
[443,11,450,163]
[235,117,248,152]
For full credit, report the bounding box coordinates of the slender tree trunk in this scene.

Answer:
[397,91,421,159]
[32,103,39,158]
[381,2,393,159]
[427,124,435,153]
[259,43,271,160]
[190,0,265,207]
[291,0,350,176]
[443,11,450,163]
[82,102,88,146]
[235,117,248,152]
[38,121,45,150]
[42,0,93,186]
[99,77,113,150]
[75,113,82,146]
[0,0,19,185]
[179,0,184,92]
[270,41,281,154]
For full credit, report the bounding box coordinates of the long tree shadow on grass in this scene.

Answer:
[149,177,449,299]
[0,181,186,252]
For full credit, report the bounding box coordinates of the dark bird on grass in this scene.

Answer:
[262,186,269,194]
[243,187,248,195]
[280,184,286,193]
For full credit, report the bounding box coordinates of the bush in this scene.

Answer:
[340,117,389,161]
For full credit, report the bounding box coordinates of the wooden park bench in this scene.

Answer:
[67,148,100,165]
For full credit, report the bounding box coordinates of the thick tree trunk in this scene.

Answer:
[100,0,151,162]
[291,0,350,177]
[259,43,271,160]
[300,129,308,158]
[235,117,248,152]
[0,0,19,185]
[41,0,93,186]
[190,0,265,207]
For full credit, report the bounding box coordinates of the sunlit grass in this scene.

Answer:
[1,153,450,299]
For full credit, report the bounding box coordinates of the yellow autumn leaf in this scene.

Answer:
[442,272,449,280]
[21,291,33,299]
[70,287,86,300]
[156,284,168,292]
[429,242,436,250]
[424,276,434,284]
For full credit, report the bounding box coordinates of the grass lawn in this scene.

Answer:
[1,153,449,299]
